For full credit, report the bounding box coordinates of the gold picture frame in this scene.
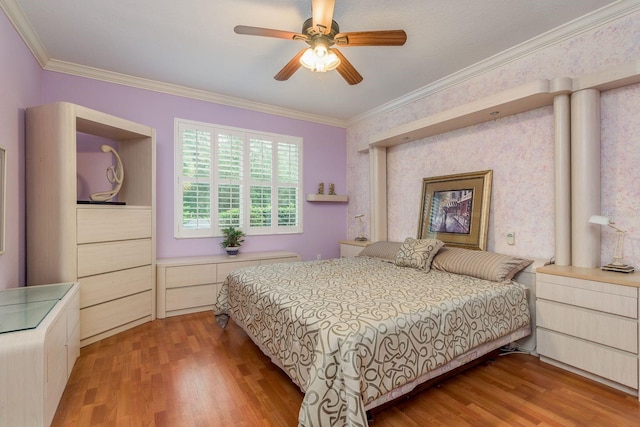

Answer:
[418,170,492,250]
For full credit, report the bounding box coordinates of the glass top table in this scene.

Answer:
[0,283,74,334]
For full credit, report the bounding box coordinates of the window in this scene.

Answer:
[175,119,303,238]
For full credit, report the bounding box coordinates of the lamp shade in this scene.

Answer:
[588,215,611,225]
[300,44,340,72]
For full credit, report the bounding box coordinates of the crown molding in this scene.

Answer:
[0,0,346,128]
[44,59,347,127]
[0,0,49,66]
[3,0,638,129]
[347,0,640,126]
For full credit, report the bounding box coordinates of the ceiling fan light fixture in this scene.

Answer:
[300,44,340,72]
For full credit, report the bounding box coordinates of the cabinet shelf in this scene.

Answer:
[306,194,348,202]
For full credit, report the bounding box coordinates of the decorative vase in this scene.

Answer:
[225,247,240,257]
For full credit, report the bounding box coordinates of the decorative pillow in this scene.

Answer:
[394,237,444,272]
[432,246,533,282]
[358,241,403,262]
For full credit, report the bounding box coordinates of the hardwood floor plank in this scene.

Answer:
[52,312,640,426]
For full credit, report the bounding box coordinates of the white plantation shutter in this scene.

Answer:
[249,136,273,230]
[175,119,302,238]
[176,125,213,237]
[217,131,244,230]
[277,141,299,227]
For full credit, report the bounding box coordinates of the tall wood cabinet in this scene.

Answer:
[26,102,156,347]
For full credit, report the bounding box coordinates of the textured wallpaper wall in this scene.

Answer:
[347,10,640,268]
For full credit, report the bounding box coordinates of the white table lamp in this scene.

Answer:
[588,215,634,272]
[354,214,367,241]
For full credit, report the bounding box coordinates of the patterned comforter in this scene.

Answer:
[213,257,530,427]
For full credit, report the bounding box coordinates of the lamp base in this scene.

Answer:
[354,236,368,242]
[601,263,635,273]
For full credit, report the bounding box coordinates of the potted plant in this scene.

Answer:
[220,226,245,256]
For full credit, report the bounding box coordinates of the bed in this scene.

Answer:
[213,239,534,427]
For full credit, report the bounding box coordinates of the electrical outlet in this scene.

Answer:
[316,253,322,260]
[506,232,515,245]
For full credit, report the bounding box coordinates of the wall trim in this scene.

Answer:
[44,59,347,128]
[347,0,640,126]
[2,0,638,128]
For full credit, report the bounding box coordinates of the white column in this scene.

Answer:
[369,146,387,242]
[554,94,571,266]
[570,89,601,268]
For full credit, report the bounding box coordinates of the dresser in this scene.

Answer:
[0,283,80,427]
[26,102,156,347]
[536,265,639,397]
[156,251,301,318]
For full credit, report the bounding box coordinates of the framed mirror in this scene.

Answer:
[418,170,492,250]
[0,146,5,254]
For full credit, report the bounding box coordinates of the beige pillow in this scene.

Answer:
[432,246,533,282]
[395,237,444,272]
[358,241,403,262]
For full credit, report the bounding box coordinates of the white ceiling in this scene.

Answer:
[3,0,629,125]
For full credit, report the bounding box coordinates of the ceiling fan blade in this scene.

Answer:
[333,49,363,85]
[234,25,307,41]
[334,30,407,46]
[312,0,335,34]
[274,49,306,81]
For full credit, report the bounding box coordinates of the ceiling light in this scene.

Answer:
[300,42,340,73]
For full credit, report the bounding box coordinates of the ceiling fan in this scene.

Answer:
[234,0,407,85]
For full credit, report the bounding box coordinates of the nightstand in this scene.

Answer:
[535,265,639,398]
[339,240,372,258]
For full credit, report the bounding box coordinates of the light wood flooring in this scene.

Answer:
[53,311,640,426]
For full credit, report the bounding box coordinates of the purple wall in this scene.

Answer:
[41,72,348,262]
[0,11,42,289]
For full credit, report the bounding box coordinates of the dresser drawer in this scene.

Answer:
[79,265,152,308]
[77,239,152,277]
[77,208,152,243]
[537,299,637,353]
[80,290,152,339]
[537,276,637,318]
[217,260,260,282]
[538,329,638,389]
[165,263,217,288]
[45,312,67,382]
[340,243,365,258]
[166,284,221,312]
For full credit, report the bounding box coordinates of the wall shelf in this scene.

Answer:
[306,194,348,202]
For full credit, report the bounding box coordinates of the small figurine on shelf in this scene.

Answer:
[317,182,325,194]
[90,145,124,202]
[328,183,336,195]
